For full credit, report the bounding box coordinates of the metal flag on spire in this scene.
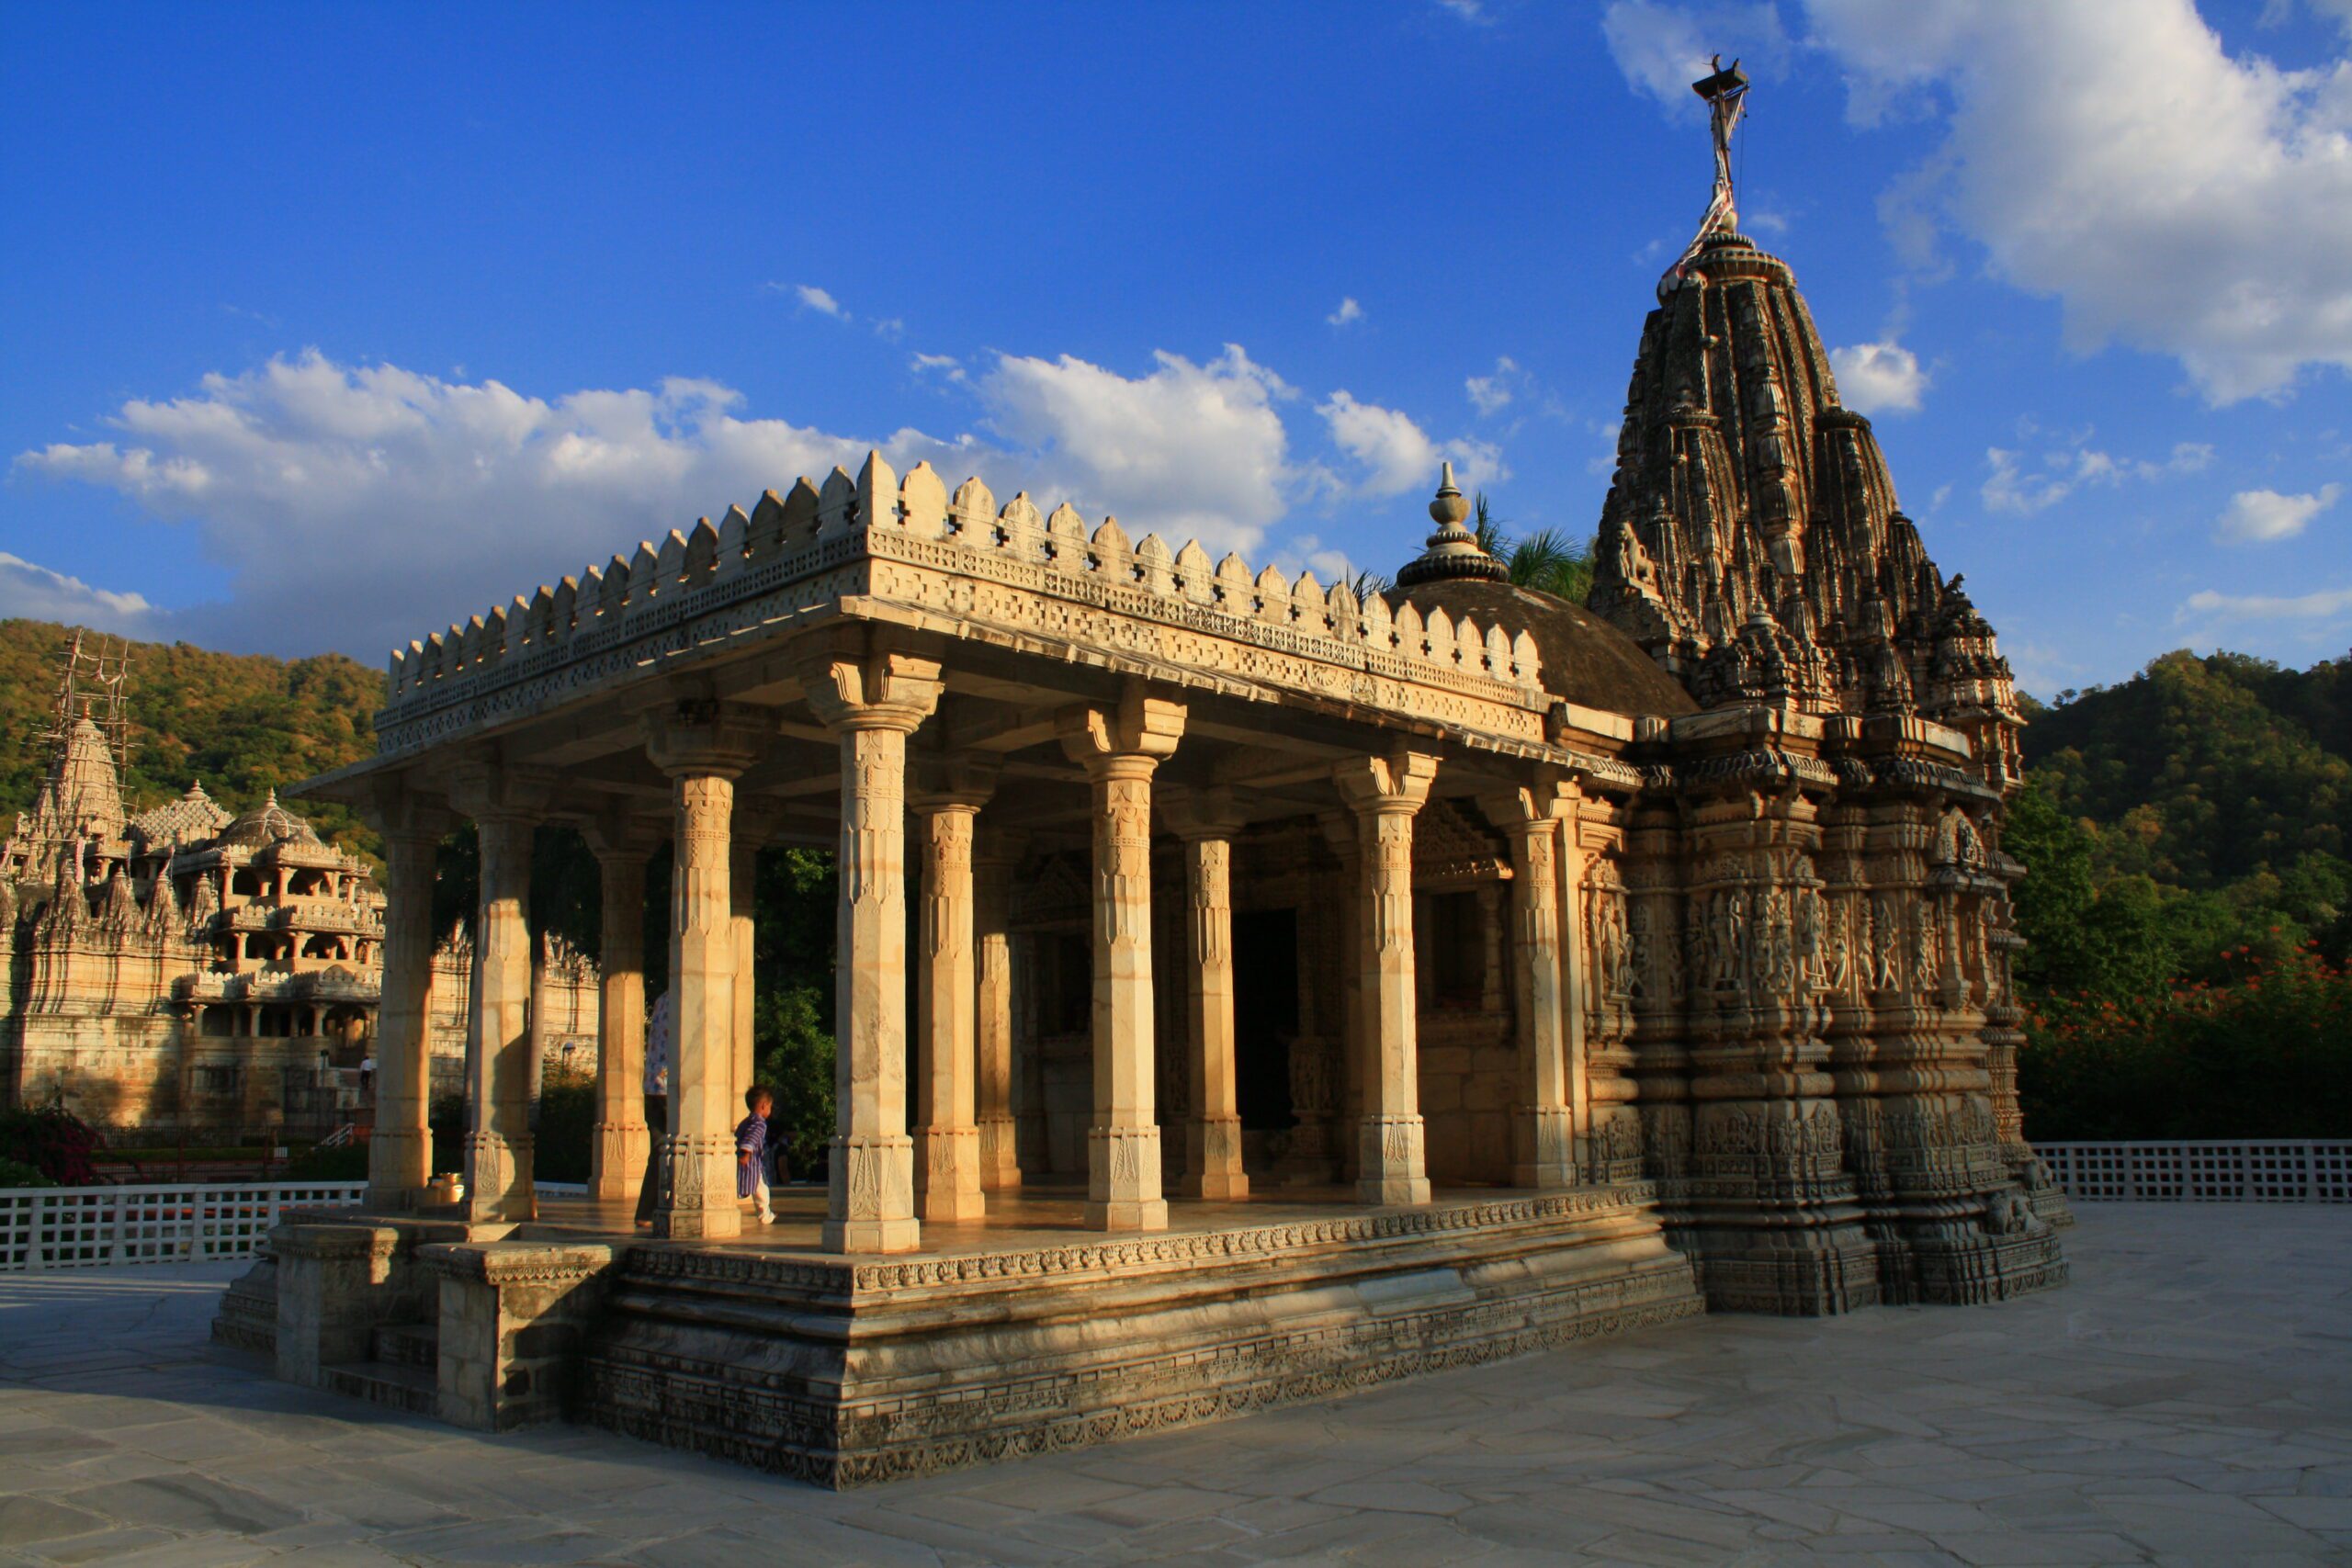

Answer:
[1659,54,1750,300]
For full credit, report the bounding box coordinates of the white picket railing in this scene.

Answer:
[0,1181,365,1271]
[2039,1141,2352,1203]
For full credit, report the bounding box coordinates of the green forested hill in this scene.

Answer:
[2023,650,2350,887]
[0,619,383,854]
[2010,650,2350,1139]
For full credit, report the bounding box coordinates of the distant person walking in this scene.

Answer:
[738,1086,775,1224]
[633,988,673,1226]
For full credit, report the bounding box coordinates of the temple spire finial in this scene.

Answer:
[1394,461,1507,588]
[1658,52,1752,300]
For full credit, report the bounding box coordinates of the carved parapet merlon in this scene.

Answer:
[383,451,1542,720]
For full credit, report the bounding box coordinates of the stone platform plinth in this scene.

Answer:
[571,1184,1703,1486]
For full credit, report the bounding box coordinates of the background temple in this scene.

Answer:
[0,633,600,1144]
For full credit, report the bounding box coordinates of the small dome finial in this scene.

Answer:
[1396,463,1507,588]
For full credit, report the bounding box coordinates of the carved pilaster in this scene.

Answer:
[912,781,988,1223]
[1059,685,1185,1231]
[645,701,769,1241]
[802,639,944,1253]
[1484,787,1574,1189]
[1164,786,1248,1201]
[582,810,660,1205]
[1332,748,1439,1207]
[974,828,1024,1191]
[359,780,448,1211]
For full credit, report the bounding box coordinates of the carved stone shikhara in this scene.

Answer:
[201,72,2067,1483]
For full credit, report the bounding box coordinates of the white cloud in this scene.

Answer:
[2215,482,2342,543]
[1435,0,1491,23]
[1979,431,2212,514]
[1465,355,1521,416]
[1805,0,2352,403]
[1829,338,1929,415]
[1601,1,1789,111]
[16,344,1491,658]
[0,552,157,634]
[871,317,905,342]
[2182,583,2352,619]
[12,353,977,658]
[978,344,1295,548]
[792,284,845,319]
[1317,391,1504,497]
[1327,297,1364,328]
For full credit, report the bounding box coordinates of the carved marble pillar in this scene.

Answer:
[1332,749,1438,1207]
[460,803,537,1224]
[1486,788,1573,1189]
[361,787,446,1210]
[583,826,652,1203]
[1165,790,1248,1201]
[645,702,768,1241]
[1059,686,1186,1231]
[911,788,988,1223]
[1549,784,1593,1163]
[803,642,944,1254]
[974,829,1023,1191]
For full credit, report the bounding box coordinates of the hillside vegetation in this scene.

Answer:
[2011,650,2351,1139]
[0,618,382,857]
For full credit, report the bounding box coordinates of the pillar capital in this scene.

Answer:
[1478,784,1564,845]
[445,757,557,824]
[578,800,663,868]
[1333,748,1440,816]
[1057,684,1186,777]
[799,639,944,736]
[643,698,769,779]
[1159,784,1245,841]
[358,774,452,847]
[910,754,1000,813]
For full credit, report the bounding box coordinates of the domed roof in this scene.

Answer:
[220,789,322,850]
[1397,576,1697,718]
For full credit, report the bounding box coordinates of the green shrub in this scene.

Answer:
[754,983,835,1181]
[2020,939,2352,1140]
[0,1156,55,1189]
[532,1063,596,1183]
[282,1142,368,1181]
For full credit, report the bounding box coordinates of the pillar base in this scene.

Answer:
[822,1217,922,1254]
[1182,1116,1250,1200]
[978,1117,1023,1191]
[1354,1116,1430,1208]
[591,1122,650,1204]
[1516,1107,1577,1190]
[916,1125,987,1223]
[367,1127,431,1212]
[460,1133,534,1224]
[1085,1198,1170,1231]
[1356,1177,1433,1207]
[654,1134,741,1241]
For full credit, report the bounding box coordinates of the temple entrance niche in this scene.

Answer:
[1232,907,1299,1166]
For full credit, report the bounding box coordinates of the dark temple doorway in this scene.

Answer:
[1232,908,1300,1130]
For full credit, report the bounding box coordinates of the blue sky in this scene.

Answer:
[2,0,2347,698]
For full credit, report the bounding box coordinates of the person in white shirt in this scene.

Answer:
[633,989,673,1224]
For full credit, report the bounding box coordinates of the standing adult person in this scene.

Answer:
[633,987,673,1226]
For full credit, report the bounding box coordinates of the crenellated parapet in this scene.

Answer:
[376,454,1552,757]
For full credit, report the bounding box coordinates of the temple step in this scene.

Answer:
[322,1359,437,1417]
[369,1322,438,1370]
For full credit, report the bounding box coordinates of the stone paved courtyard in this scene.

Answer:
[1,1204,2346,1567]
